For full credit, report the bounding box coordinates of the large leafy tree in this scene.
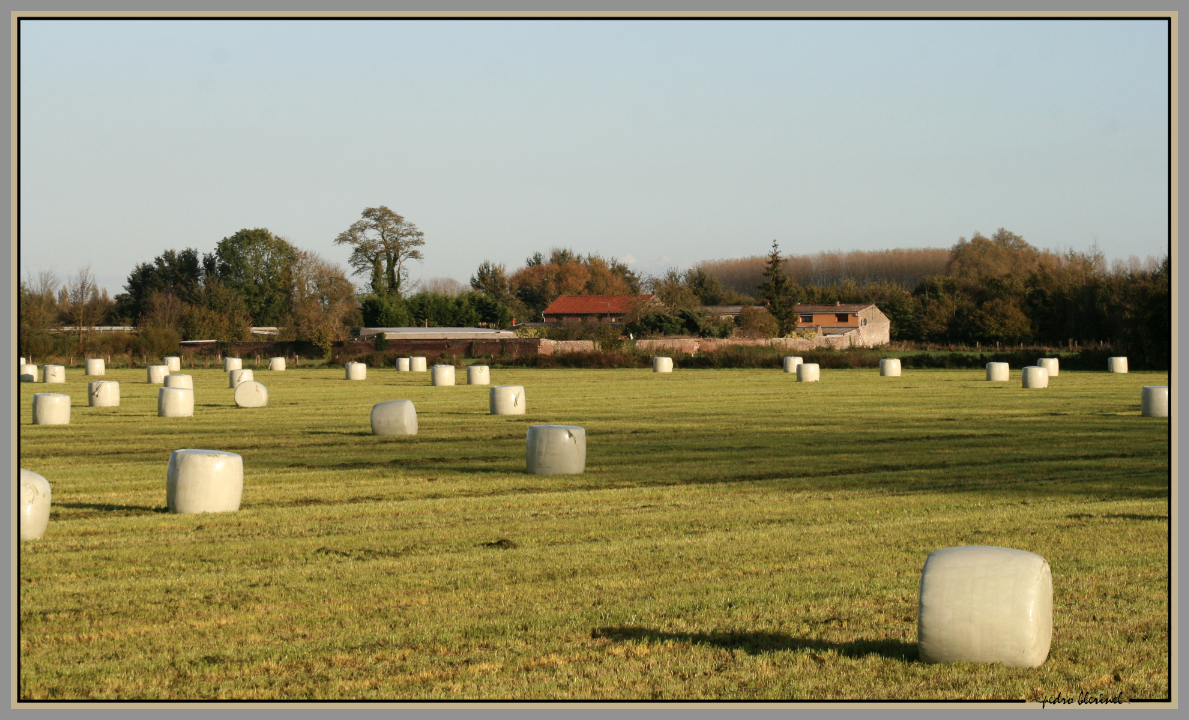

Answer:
[756,240,798,335]
[207,229,299,326]
[335,206,425,297]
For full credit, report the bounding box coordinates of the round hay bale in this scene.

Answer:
[797,363,820,382]
[490,385,526,415]
[19,364,38,382]
[345,362,367,380]
[32,393,70,425]
[85,358,105,376]
[234,380,268,408]
[1037,357,1059,377]
[370,399,418,436]
[918,545,1052,668]
[164,356,182,372]
[19,468,51,541]
[167,449,244,514]
[223,357,242,372]
[879,358,901,377]
[782,356,803,373]
[43,365,66,383]
[147,365,169,384]
[1107,357,1128,374]
[164,374,193,389]
[396,357,411,371]
[653,357,673,373]
[268,357,286,371]
[431,365,456,386]
[229,368,254,388]
[158,387,195,417]
[19,356,25,365]
[467,365,490,385]
[410,357,428,372]
[1141,386,1168,417]
[1021,366,1048,388]
[88,380,120,407]
[986,362,1010,381]
[526,425,586,475]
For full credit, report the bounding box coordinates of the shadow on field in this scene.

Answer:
[56,502,168,516]
[591,626,917,661]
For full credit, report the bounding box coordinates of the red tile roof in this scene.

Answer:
[543,294,654,316]
[794,303,874,313]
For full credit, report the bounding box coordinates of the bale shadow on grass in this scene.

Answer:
[55,502,168,516]
[591,626,917,661]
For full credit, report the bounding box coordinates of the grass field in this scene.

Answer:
[17,363,1170,701]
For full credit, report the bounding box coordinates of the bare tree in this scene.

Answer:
[65,266,107,354]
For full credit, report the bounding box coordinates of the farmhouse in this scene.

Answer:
[541,294,656,324]
[793,302,890,347]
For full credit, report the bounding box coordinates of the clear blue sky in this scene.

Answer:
[19,18,1169,297]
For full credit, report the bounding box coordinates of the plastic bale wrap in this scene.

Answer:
[346,362,367,380]
[32,393,71,425]
[782,356,803,373]
[526,425,586,475]
[370,399,418,436]
[19,469,52,541]
[164,356,182,372]
[43,365,66,383]
[653,357,673,373]
[268,357,286,371]
[1107,357,1128,374]
[879,358,901,377]
[918,545,1052,668]
[158,387,195,417]
[223,358,242,372]
[396,357,411,371]
[1141,386,1168,417]
[986,362,1010,382]
[229,368,254,388]
[147,365,170,384]
[19,364,38,382]
[164,374,193,389]
[797,363,821,382]
[410,357,428,372]
[85,358,105,376]
[1037,357,1059,377]
[234,381,268,408]
[1022,366,1049,389]
[88,381,120,407]
[490,385,526,415]
[167,449,244,514]
[467,365,490,385]
[431,365,456,386]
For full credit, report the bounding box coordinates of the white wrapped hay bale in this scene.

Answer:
[234,380,268,408]
[918,545,1052,668]
[19,356,24,365]
[490,385,526,415]
[653,357,673,373]
[431,365,456,386]
[32,393,70,425]
[164,374,193,389]
[167,449,244,514]
[88,381,119,407]
[147,365,169,384]
[526,425,586,475]
[467,365,490,385]
[410,356,428,372]
[1037,357,1059,377]
[43,365,66,383]
[19,468,52,541]
[782,356,803,373]
[164,356,182,372]
[268,357,286,371]
[797,363,820,382]
[345,362,367,380]
[229,368,254,388]
[158,387,195,417]
[85,358,105,376]
[1022,366,1049,389]
[879,358,901,377]
[1141,386,1168,418]
[1107,357,1128,374]
[986,362,1010,382]
[19,364,38,382]
[370,399,418,436]
[396,357,411,372]
[223,357,242,372]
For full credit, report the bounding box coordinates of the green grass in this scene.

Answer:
[18,364,1169,700]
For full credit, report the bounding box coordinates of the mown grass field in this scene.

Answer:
[17,363,1170,701]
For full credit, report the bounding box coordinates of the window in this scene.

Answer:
[800,314,813,323]
[862,318,867,326]
[836,313,849,323]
